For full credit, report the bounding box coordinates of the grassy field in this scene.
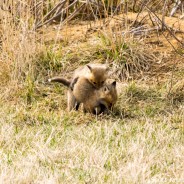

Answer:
[0,80,184,183]
[0,1,184,183]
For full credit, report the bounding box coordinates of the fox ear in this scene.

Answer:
[86,64,92,72]
[111,81,116,87]
[103,86,109,92]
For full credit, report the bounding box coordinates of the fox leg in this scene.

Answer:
[67,89,80,111]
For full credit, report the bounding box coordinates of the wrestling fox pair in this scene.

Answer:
[48,64,117,115]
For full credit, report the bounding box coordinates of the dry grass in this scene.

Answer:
[0,82,184,183]
[169,79,184,103]
[0,0,184,183]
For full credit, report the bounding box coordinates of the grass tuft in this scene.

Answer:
[97,31,159,79]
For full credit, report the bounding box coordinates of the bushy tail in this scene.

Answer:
[48,77,71,87]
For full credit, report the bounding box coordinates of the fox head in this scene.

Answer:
[86,64,108,89]
[101,80,117,109]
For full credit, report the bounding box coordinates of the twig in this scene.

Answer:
[149,12,156,26]
[122,26,160,36]
[103,1,125,26]
[60,3,85,26]
[145,3,183,98]
[162,0,168,30]
[170,0,182,17]
[88,0,104,8]
[54,0,67,16]
[61,0,78,14]
[30,1,42,12]
[132,0,151,27]
[145,5,184,47]
[36,0,79,29]
[35,0,66,29]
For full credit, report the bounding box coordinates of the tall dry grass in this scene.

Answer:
[1,2,36,82]
[0,1,52,101]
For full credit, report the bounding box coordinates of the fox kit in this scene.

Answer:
[48,76,117,114]
[71,77,117,114]
[71,64,108,90]
[49,63,109,112]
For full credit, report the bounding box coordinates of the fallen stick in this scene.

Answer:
[35,0,66,29]
[122,25,159,36]
[61,3,85,26]
[36,0,80,29]
[145,5,184,46]
[170,0,182,17]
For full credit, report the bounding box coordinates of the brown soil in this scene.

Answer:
[39,12,184,83]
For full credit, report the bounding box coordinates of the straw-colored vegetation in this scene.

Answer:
[0,0,183,183]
